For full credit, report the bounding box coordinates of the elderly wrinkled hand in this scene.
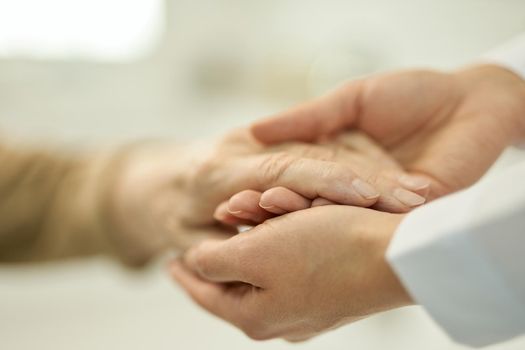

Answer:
[111,128,424,260]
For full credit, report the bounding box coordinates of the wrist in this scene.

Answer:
[375,213,414,308]
[341,209,414,318]
[108,142,190,266]
[456,64,525,143]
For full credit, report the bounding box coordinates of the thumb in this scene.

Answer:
[251,81,363,144]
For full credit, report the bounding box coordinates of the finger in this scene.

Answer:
[170,260,240,324]
[228,190,274,223]
[183,236,260,285]
[251,81,362,144]
[398,174,431,198]
[171,224,236,252]
[369,172,428,213]
[372,191,425,213]
[214,201,255,227]
[171,259,266,338]
[311,198,335,207]
[259,187,311,214]
[230,154,380,207]
[284,335,314,343]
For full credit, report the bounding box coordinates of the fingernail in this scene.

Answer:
[228,209,244,215]
[394,188,426,207]
[227,209,253,220]
[228,209,261,220]
[259,204,287,214]
[399,175,431,191]
[352,179,380,200]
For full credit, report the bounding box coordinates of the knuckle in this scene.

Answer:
[258,152,295,185]
[365,171,380,187]
[319,162,343,180]
[315,163,358,198]
[289,145,321,159]
[284,143,343,163]
[189,157,220,188]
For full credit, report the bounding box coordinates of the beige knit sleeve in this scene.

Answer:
[0,142,142,266]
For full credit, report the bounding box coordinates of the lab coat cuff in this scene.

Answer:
[386,188,525,347]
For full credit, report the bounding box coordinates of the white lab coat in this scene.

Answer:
[387,33,525,348]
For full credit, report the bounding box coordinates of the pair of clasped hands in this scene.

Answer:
[116,65,525,342]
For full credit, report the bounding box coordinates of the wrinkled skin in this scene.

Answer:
[110,129,421,261]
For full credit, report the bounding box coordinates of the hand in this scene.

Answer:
[214,130,431,226]
[170,206,411,341]
[252,65,525,198]
[108,129,423,263]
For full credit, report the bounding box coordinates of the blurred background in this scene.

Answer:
[1,0,525,349]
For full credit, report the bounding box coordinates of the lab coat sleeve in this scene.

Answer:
[386,161,525,347]
[482,32,525,81]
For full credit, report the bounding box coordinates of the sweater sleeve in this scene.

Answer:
[0,142,142,266]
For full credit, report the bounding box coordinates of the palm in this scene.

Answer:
[358,67,525,197]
